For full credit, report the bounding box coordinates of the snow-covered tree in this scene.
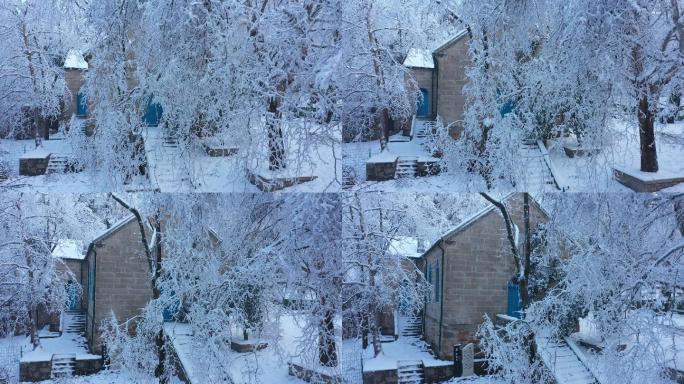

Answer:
[342,191,431,357]
[479,193,684,383]
[0,0,70,140]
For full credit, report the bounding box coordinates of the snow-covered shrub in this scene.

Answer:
[477,316,554,383]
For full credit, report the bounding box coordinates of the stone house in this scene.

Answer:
[82,214,156,354]
[419,193,549,360]
[403,30,470,138]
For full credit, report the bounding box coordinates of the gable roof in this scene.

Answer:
[419,193,549,259]
[89,214,135,248]
[433,29,469,55]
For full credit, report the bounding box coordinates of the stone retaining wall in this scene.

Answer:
[19,154,50,176]
[366,161,396,181]
[362,368,398,384]
[73,357,102,376]
[19,360,51,382]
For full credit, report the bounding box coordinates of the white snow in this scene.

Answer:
[64,49,88,70]
[387,236,427,259]
[404,48,434,69]
[20,326,99,363]
[51,239,85,260]
[164,312,337,383]
[361,336,452,372]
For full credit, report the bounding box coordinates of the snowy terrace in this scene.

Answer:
[163,312,342,384]
[566,312,684,384]
[343,119,684,192]
[0,137,112,192]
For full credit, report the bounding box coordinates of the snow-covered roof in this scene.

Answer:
[52,239,86,260]
[64,49,88,70]
[388,236,428,259]
[418,193,549,259]
[433,29,469,54]
[89,214,135,247]
[403,48,434,69]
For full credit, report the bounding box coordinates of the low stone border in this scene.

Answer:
[230,339,268,353]
[613,168,684,192]
[202,143,239,157]
[247,171,317,192]
[563,146,601,158]
[288,362,341,384]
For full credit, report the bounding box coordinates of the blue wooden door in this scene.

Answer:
[76,92,87,116]
[507,281,521,318]
[66,282,79,310]
[417,89,429,117]
[162,290,180,321]
[145,101,163,127]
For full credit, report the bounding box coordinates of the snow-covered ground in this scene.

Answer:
[343,120,684,192]
[165,312,342,383]
[548,120,684,192]
[1,119,340,192]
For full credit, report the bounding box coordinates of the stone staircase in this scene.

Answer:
[397,360,425,384]
[63,311,86,335]
[399,315,422,337]
[162,133,179,148]
[535,335,596,384]
[51,355,75,378]
[519,140,558,190]
[413,119,436,139]
[395,157,418,178]
[46,154,68,174]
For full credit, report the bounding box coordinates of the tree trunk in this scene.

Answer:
[378,108,393,151]
[361,312,369,350]
[152,218,168,384]
[29,305,39,349]
[243,329,249,341]
[267,98,286,171]
[638,95,659,172]
[319,298,338,367]
[521,193,531,310]
[371,311,382,357]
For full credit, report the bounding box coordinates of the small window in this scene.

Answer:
[435,262,440,303]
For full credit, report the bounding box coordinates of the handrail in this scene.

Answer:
[536,140,563,191]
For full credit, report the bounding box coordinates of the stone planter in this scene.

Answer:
[613,168,684,192]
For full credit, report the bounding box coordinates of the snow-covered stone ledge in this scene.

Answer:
[19,149,51,176]
[613,167,684,192]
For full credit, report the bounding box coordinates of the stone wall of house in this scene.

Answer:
[62,69,86,121]
[86,218,153,354]
[435,37,470,128]
[409,68,435,116]
[423,194,548,359]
